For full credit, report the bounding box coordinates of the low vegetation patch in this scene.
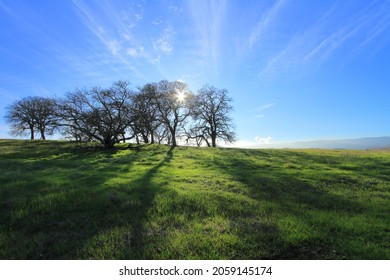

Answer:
[0,140,389,259]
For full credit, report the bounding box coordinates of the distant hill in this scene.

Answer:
[266,136,390,150]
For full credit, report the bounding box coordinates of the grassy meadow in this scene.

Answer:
[0,139,389,259]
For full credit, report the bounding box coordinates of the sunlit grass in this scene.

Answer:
[0,140,389,259]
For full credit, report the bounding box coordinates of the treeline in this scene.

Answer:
[5,80,236,149]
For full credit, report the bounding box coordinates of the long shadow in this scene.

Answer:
[116,149,173,259]
[0,146,131,259]
[272,149,390,181]
[0,143,173,259]
[210,150,389,259]
[1,143,388,259]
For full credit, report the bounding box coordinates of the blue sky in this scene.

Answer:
[1,0,390,146]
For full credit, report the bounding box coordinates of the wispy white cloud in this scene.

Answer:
[169,5,183,14]
[249,0,287,48]
[352,1,390,53]
[188,0,227,76]
[127,47,146,57]
[72,0,124,56]
[258,1,390,79]
[72,0,176,73]
[107,40,121,55]
[0,1,15,17]
[153,26,175,55]
[71,0,153,78]
[250,103,274,118]
[255,136,272,144]
[152,18,162,26]
[254,103,275,111]
[0,2,122,82]
[223,136,273,148]
[222,139,258,148]
[135,14,143,21]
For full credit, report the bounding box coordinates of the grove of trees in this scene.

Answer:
[5,96,57,140]
[4,80,236,149]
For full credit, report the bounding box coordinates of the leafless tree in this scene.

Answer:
[190,85,236,147]
[4,81,237,149]
[34,98,57,140]
[5,96,57,140]
[131,83,160,144]
[56,81,135,148]
[153,80,194,148]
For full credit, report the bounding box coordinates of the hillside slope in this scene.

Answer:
[0,140,389,259]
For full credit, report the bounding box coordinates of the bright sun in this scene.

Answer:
[176,90,186,102]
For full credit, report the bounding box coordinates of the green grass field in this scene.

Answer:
[0,139,389,259]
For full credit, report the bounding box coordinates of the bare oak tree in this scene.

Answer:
[34,97,57,140]
[190,85,236,147]
[4,80,237,149]
[131,83,160,144]
[56,81,134,149]
[153,80,193,147]
[5,96,57,140]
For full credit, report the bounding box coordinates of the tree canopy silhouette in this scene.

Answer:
[4,80,236,149]
[5,96,57,140]
[188,85,236,147]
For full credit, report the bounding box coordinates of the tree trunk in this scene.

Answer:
[204,138,211,147]
[104,135,115,149]
[171,136,177,147]
[211,132,217,147]
[150,131,155,144]
[170,127,177,147]
[142,133,149,144]
[40,130,46,140]
[30,126,34,140]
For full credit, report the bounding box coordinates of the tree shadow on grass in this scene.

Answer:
[270,149,390,181]
[0,144,173,259]
[210,151,389,259]
[1,144,388,259]
[114,148,173,259]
